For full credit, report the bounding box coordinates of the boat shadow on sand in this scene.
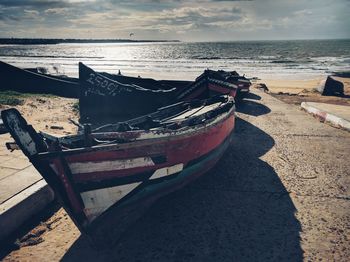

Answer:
[244,92,262,101]
[62,102,302,262]
[236,94,271,116]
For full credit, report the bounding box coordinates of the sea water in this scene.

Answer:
[0,39,349,81]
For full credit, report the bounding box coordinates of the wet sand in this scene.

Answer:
[1,79,350,261]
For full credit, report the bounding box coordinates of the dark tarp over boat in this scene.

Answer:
[1,95,235,245]
[0,61,79,98]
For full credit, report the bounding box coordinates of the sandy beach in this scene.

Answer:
[0,95,78,136]
[256,76,350,106]
[1,75,349,261]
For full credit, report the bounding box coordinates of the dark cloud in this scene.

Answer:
[0,11,20,21]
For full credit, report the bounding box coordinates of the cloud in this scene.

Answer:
[0,0,349,40]
[44,7,70,15]
[24,9,40,16]
[294,9,313,16]
[65,4,245,33]
[0,12,20,21]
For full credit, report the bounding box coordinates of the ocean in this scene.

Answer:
[0,39,349,81]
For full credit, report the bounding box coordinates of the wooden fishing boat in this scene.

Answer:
[2,94,235,244]
[105,68,248,101]
[209,70,251,100]
[0,61,79,98]
[79,63,242,124]
[101,71,189,92]
[0,60,249,102]
[0,60,246,124]
[105,69,250,100]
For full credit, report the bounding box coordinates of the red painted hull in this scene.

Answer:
[68,114,234,182]
[86,128,234,244]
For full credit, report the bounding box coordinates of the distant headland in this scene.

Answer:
[0,38,180,45]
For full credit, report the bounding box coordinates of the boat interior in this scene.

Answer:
[39,95,234,150]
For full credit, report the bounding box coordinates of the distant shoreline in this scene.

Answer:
[0,38,180,45]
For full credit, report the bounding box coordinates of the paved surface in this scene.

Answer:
[3,89,350,261]
[0,133,54,241]
[0,133,39,204]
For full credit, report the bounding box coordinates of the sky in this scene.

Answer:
[0,0,349,41]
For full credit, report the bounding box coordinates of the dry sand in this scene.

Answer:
[0,95,81,261]
[0,95,79,136]
[3,208,81,262]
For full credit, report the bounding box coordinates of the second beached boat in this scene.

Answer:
[79,62,243,124]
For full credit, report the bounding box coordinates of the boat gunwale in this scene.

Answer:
[79,62,176,94]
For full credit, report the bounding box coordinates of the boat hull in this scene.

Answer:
[0,61,79,98]
[1,88,235,246]
[86,129,233,244]
[79,62,176,123]
[42,107,235,224]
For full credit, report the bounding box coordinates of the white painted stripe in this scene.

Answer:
[69,157,155,174]
[150,164,184,180]
[81,182,141,222]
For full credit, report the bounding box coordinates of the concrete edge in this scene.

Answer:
[301,102,350,132]
[0,179,54,241]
